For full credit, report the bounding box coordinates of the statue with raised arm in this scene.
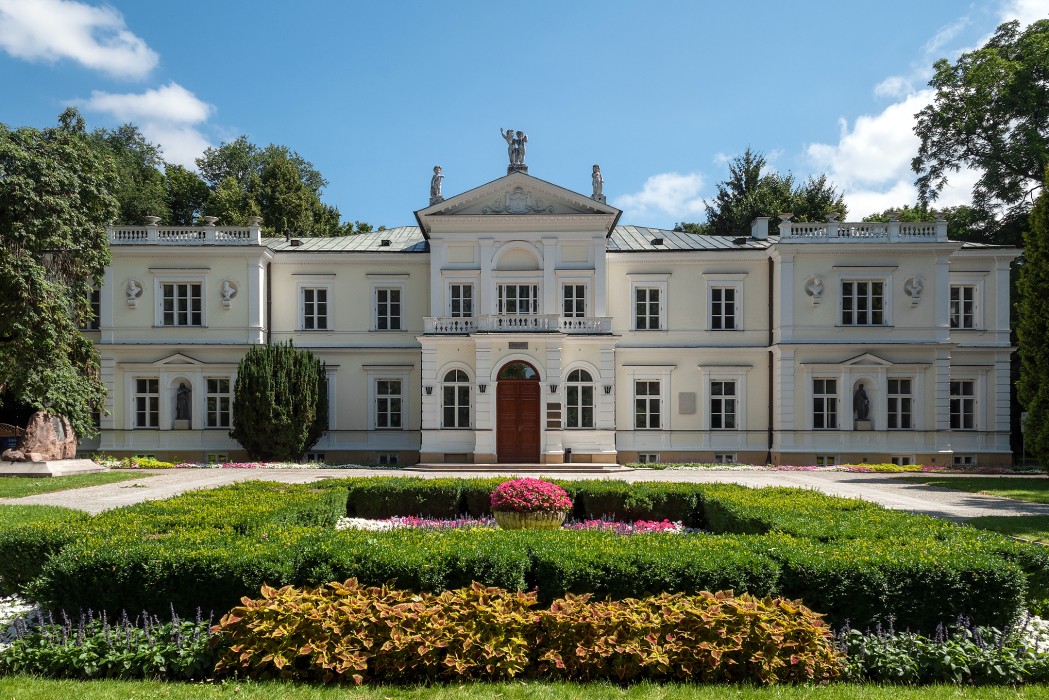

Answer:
[592,164,604,201]
[500,128,515,164]
[429,165,445,205]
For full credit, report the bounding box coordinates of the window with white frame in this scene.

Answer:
[206,453,228,464]
[710,287,737,330]
[713,453,736,464]
[950,285,977,329]
[205,378,231,429]
[950,379,976,430]
[375,287,402,330]
[813,378,838,429]
[160,282,202,326]
[377,452,398,465]
[497,284,539,315]
[709,380,737,430]
[890,456,914,466]
[634,287,662,330]
[81,288,101,330]
[637,453,659,464]
[449,283,473,318]
[301,287,329,330]
[134,378,159,428]
[562,284,587,318]
[814,455,837,467]
[887,378,912,430]
[442,369,471,428]
[953,454,977,467]
[375,379,402,429]
[840,280,885,325]
[634,380,661,429]
[565,369,595,428]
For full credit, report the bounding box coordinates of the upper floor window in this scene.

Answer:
[134,378,159,428]
[950,379,976,430]
[442,369,471,428]
[206,378,231,429]
[498,284,539,315]
[302,287,329,330]
[161,283,202,326]
[562,284,587,318]
[565,369,594,428]
[813,378,838,429]
[710,287,736,330]
[634,287,662,330]
[80,288,101,330]
[375,379,402,429]
[709,380,737,429]
[449,284,473,318]
[375,288,402,330]
[887,378,912,430]
[634,380,661,429]
[950,285,977,329]
[841,280,884,326]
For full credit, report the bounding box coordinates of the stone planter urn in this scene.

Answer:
[493,509,567,530]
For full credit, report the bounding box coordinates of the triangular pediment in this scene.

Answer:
[841,353,893,367]
[152,353,205,366]
[415,172,620,237]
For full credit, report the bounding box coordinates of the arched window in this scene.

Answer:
[565,369,595,428]
[498,362,537,380]
[442,369,471,428]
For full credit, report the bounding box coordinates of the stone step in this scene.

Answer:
[0,459,108,478]
[406,463,632,473]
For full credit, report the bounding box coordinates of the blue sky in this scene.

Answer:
[1,0,1047,230]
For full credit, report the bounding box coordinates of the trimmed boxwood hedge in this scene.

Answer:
[2,476,1046,633]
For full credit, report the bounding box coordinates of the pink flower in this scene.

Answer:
[490,478,572,513]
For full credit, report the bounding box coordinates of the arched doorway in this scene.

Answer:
[496,361,541,463]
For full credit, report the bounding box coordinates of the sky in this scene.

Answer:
[1,0,1047,230]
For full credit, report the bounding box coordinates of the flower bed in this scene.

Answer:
[335,515,685,534]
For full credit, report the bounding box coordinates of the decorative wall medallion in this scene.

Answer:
[805,276,824,305]
[482,186,554,215]
[220,280,239,309]
[904,277,923,305]
[126,280,143,308]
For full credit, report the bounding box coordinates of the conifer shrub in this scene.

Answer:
[229,341,328,461]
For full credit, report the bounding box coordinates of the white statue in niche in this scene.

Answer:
[221,280,237,308]
[806,276,824,304]
[126,280,142,308]
[904,277,923,304]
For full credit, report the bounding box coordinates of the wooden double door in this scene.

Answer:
[496,379,541,463]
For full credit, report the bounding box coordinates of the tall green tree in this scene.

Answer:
[229,342,328,461]
[861,204,1026,246]
[165,164,210,225]
[91,123,169,225]
[913,19,1049,215]
[678,148,847,235]
[1018,169,1049,465]
[0,109,119,438]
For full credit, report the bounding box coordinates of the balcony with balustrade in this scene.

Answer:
[777,213,948,243]
[424,314,612,335]
[109,216,263,245]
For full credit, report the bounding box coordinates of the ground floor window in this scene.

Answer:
[377,452,399,465]
[953,454,977,467]
[206,453,228,464]
[305,452,326,463]
[134,378,159,428]
[890,456,914,466]
[814,455,837,467]
[950,380,976,430]
[634,380,661,429]
[565,369,595,428]
[713,453,736,464]
[637,453,659,464]
[375,379,403,429]
[206,378,231,428]
[887,378,912,430]
[442,370,471,428]
[813,378,838,429]
[709,380,736,430]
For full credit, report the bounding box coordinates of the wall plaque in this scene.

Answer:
[508,342,528,350]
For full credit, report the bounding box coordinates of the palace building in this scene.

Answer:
[79,159,1019,467]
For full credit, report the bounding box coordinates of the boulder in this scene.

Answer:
[0,411,77,462]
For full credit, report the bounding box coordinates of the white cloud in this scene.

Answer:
[999,0,1049,25]
[0,0,157,79]
[78,83,214,167]
[613,172,706,222]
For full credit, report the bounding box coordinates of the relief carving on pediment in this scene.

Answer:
[481,186,555,215]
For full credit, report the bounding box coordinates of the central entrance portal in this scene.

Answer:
[496,361,541,463]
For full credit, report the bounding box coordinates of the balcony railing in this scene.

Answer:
[425,315,612,334]
[778,217,947,243]
[109,220,262,245]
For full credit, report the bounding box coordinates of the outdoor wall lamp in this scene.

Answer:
[478,384,487,393]
[424,386,433,395]
[549,384,558,393]
[604,385,613,394]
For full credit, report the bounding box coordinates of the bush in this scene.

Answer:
[344,477,462,519]
[490,478,572,513]
[0,521,82,593]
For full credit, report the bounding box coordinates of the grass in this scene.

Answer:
[0,504,86,527]
[965,514,1049,543]
[0,472,151,499]
[901,476,1049,504]
[0,678,1046,700]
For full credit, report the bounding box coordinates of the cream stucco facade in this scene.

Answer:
[80,170,1020,467]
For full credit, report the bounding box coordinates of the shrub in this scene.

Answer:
[344,477,462,519]
[574,480,703,526]
[0,521,82,593]
[490,479,572,513]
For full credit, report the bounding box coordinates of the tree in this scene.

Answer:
[229,341,328,461]
[1018,169,1049,465]
[91,123,169,225]
[0,109,119,438]
[165,164,210,225]
[680,148,847,235]
[862,204,1026,246]
[913,19,1049,215]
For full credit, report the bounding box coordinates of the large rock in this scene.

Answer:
[0,411,77,462]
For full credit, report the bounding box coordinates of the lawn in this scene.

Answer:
[0,504,86,527]
[901,477,1049,504]
[966,514,1049,543]
[0,472,150,499]
[0,678,1046,700]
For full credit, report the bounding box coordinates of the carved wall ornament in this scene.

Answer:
[126,280,143,308]
[482,186,554,215]
[904,276,923,305]
[805,276,824,304]
[221,280,238,309]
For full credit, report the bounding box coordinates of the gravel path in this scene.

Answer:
[1,468,1048,521]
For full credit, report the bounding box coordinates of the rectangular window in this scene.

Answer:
[950,380,976,430]
[950,285,976,329]
[813,378,838,429]
[375,379,402,429]
[709,380,737,430]
[376,288,402,330]
[449,284,473,318]
[814,455,837,467]
[953,454,977,467]
[134,378,159,428]
[161,283,202,326]
[206,453,228,464]
[442,384,471,428]
[890,456,914,466]
[634,380,661,429]
[80,288,101,330]
[377,452,399,465]
[637,453,659,464]
[205,378,231,429]
[713,453,736,464]
[887,378,912,430]
[302,288,328,330]
[635,287,661,330]
[566,382,594,428]
[841,280,884,325]
[710,287,736,330]
[562,284,586,318]
[304,452,326,463]
[497,284,539,315]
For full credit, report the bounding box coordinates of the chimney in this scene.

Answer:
[750,216,770,240]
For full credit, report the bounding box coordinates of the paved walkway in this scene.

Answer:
[2,468,1048,521]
